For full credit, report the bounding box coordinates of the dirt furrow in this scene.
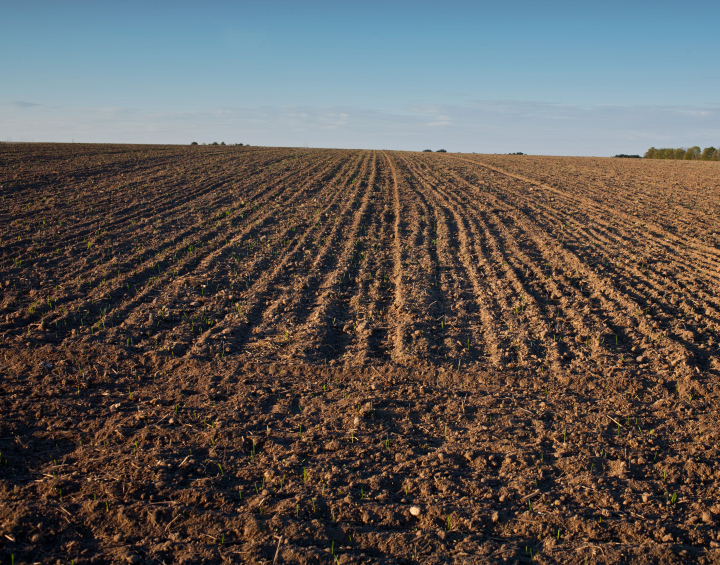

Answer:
[443,156,718,382]
[173,151,373,360]
[398,153,509,367]
[231,151,376,361]
[121,151,366,359]
[23,151,353,350]
[277,152,385,364]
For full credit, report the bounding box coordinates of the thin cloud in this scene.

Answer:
[1,100,718,155]
[3,100,45,108]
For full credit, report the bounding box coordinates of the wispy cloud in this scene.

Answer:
[3,100,45,108]
[2,100,718,155]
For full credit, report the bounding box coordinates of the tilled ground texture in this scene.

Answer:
[1,143,720,564]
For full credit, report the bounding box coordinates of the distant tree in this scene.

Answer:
[422,149,432,152]
[701,146,717,160]
[644,146,720,160]
[190,141,198,146]
[508,152,525,155]
[211,141,219,146]
[220,141,226,146]
[615,154,640,158]
[684,146,701,160]
[436,149,447,153]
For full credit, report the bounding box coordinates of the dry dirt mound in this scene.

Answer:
[1,143,720,563]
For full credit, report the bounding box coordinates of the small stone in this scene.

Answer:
[113,533,123,542]
[702,511,713,524]
[636,355,646,363]
[394,452,406,463]
[109,403,121,412]
[168,417,176,425]
[30,533,43,543]
[661,533,673,543]
[325,440,340,451]
[491,511,499,522]
[641,493,650,503]
[410,506,421,517]
[125,554,141,564]
[353,416,361,427]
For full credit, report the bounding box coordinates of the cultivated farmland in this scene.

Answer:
[1,143,720,564]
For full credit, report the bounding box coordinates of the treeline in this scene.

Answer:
[644,146,719,160]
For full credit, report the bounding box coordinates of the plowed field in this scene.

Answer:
[1,143,720,564]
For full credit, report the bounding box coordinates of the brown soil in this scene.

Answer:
[1,143,720,564]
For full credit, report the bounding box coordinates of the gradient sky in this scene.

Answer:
[2,0,719,155]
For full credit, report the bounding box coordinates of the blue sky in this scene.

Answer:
[2,0,719,155]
